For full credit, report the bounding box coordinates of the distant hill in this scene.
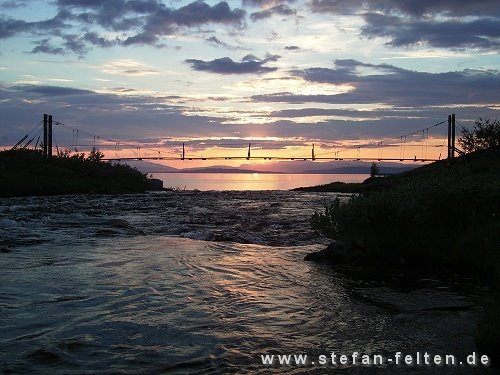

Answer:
[179,167,281,174]
[240,160,418,174]
[123,158,418,175]
[121,160,178,173]
[299,165,416,174]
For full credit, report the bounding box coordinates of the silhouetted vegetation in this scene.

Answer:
[370,162,379,177]
[311,149,499,280]
[0,149,157,197]
[309,120,500,364]
[459,118,500,153]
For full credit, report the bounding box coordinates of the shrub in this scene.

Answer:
[311,165,500,280]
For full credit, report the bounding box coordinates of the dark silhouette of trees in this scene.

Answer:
[87,147,105,162]
[459,118,500,153]
[370,162,379,177]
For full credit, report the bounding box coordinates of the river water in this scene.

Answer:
[0,191,489,374]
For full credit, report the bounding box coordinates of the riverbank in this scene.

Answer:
[0,149,162,197]
[304,146,500,366]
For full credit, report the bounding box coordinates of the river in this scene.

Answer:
[0,191,488,374]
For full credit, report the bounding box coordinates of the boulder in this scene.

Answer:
[147,178,163,191]
[304,241,357,263]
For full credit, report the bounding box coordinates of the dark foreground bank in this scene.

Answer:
[0,149,163,197]
[304,146,500,366]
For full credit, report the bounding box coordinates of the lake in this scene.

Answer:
[151,173,369,190]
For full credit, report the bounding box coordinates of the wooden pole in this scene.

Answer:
[182,142,185,160]
[247,143,251,160]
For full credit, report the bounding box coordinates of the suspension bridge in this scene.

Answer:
[10,114,461,163]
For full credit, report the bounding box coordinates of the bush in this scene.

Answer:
[0,149,151,197]
[311,157,500,281]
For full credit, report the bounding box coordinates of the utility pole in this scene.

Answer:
[247,143,251,160]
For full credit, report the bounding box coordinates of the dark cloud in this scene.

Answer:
[250,4,296,21]
[309,0,500,17]
[16,85,94,96]
[308,0,500,51]
[123,1,245,46]
[1,82,498,149]
[0,83,225,145]
[82,31,117,47]
[361,13,500,50]
[30,39,65,55]
[252,59,500,106]
[242,0,296,7]
[284,45,300,51]
[185,54,279,74]
[0,11,69,39]
[1,0,29,8]
[205,35,247,50]
[2,1,245,53]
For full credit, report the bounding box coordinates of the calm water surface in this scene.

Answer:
[0,192,487,374]
[151,173,369,191]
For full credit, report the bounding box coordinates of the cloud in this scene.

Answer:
[15,84,94,96]
[1,0,30,9]
[30,39,65,55]
[308,0,500,51]
[0,82,225,145]
[309,0,500,17]
[205,35,247,50]
[361,13,500,51]
[250,4,296,20]
[100,59,161,76]
[123,1,246,46]
[252,59,500,106]
[242,0,295,7]
[83,31,117,48]
[185,54,280,74]
[2,1,246,54]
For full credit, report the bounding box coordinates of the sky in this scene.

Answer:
[1,0,499,166]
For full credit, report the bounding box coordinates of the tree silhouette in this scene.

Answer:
[87,147,104,162]
[459,118,500,153]
[370,162,379,177]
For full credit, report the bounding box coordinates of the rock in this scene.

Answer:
[147,178,163,191]
[106,219,131,229]
[103,219,145,235]
[304,241,357,263]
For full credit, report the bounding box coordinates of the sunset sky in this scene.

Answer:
[1,0,499,166]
